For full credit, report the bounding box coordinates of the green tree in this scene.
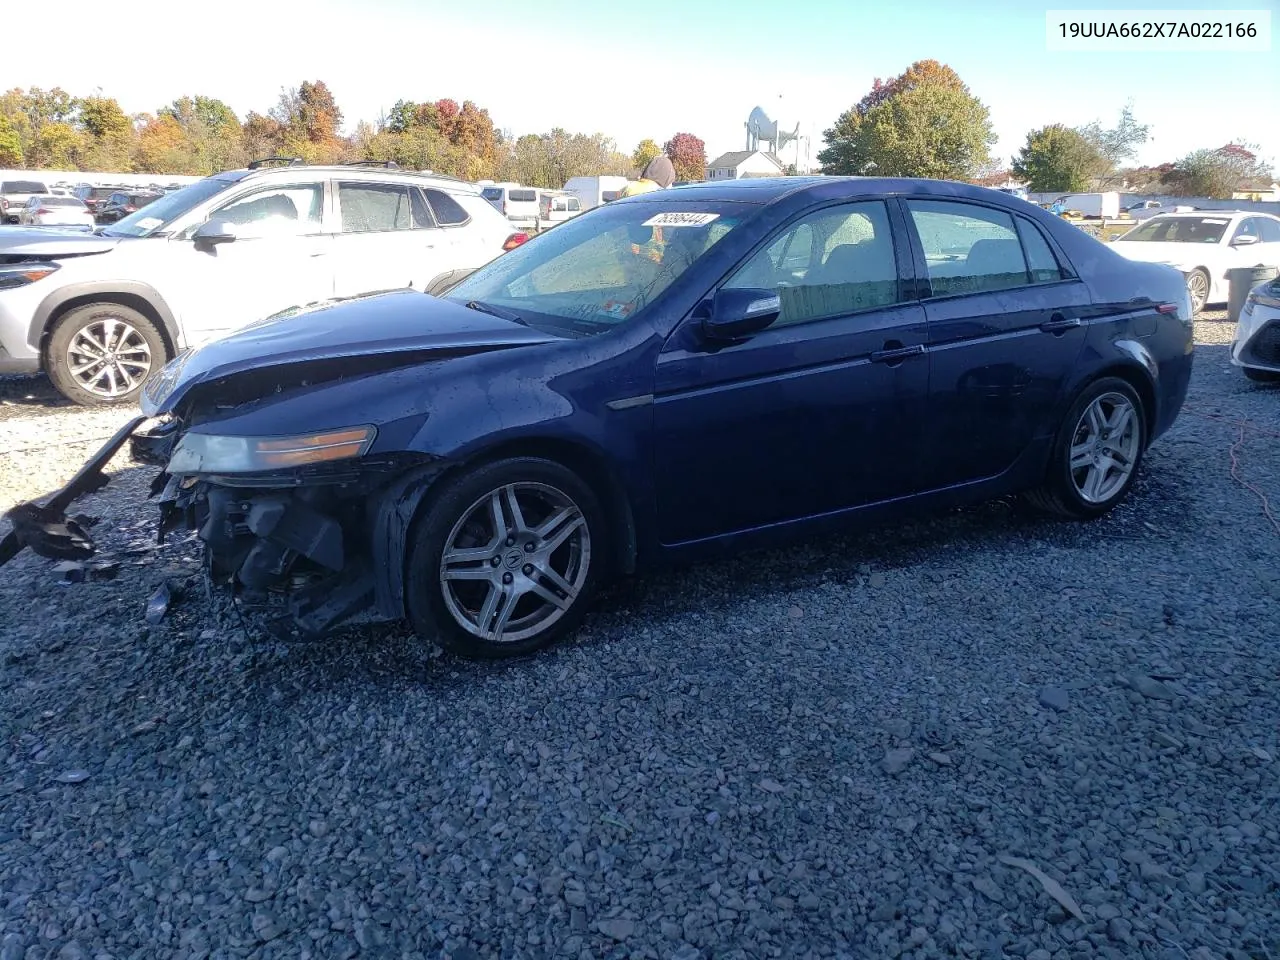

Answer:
[819,60,994,179]
[1,87,77,167]
[1076,103,1149,186]
[1011,124,1105,192]
[159,95,245,172]
[631,138,661,170]
[76,94,134,170]
[0,113,23,166]
[663,132,706,181]
[1162,143,1274,199]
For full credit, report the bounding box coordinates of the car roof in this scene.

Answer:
[211,164,482,195]
[618,175,1050,208]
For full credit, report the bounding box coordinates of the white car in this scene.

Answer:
[1232,277,1280,383]
[0,161,527,405]
[18,195,95,230]
[1110,211,1280,314]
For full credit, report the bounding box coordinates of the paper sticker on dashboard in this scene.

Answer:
[135,217,163,231]
[641,212,720,228]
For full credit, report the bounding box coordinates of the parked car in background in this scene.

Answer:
[95,191,163,224]
[19,177,1193,658]
[1231,276,1280,382]
[0,160,527,404]
[538,190,582,229]
[562,175,629,211]
[480,183,540,231]
[1111,210,1280,313]
[1050,192,1121,219]
[0,179,51,224]
[73,184,124,217]
[17,195,95,230]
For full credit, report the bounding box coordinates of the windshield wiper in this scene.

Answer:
[465,300,528,326]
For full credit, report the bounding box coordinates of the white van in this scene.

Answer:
[538,191,582,229]
[562,175,629,212]
[480,182,539,230]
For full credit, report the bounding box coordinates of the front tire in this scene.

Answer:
[1024,377,1147,520]
[46,303,167,406]
[404,457,606,659]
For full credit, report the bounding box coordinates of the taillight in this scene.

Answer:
[502,233,530,252]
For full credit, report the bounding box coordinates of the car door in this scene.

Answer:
[170,179,334,346]
[652,199,930,545]
[900,198,1091,490]
[1231,217,1280,264]
[1256,217,1280,264]
[331,180,451,296]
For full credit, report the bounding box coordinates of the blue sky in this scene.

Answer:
[12,0,1279,171]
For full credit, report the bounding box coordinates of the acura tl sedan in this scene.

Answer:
[0,178,1195,659]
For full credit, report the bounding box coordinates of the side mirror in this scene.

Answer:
[193,219,238,244]
[702,287,781,340]
[1231,234,1259,247]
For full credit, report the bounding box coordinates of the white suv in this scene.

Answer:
[0,160,525,405]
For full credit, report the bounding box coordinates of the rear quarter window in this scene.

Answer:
[509,189,537,203]
[3,181,48,194]
[424,189,471,226]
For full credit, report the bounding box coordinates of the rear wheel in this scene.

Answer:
[1243,366,1280,384]
[1024,377,1147,520]
[1186,268,1210,315]
[46,303,167,406]
[404,457,606,659]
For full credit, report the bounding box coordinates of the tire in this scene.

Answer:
[404,456,607,659]
[45,302,168,406]
[1024,376,1147,520]
[1243,366,1280,384]
[1186,268,1210,315]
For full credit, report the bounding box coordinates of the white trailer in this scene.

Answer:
[1057,192,1121,218]
[562,175,629,211]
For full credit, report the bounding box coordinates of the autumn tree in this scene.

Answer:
[497,129,630,187]
[76,94,134,170]
[663,132,706,181]
[270,80,343,162]
[1,87,79,167]
[631,138,661,171]
[1162,143,1274,199]
[819,60,994,180]
[160,95,245,172]
[1011,124,1105,192]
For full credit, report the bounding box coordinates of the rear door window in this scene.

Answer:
[906,200,1031,296]
[508,189,537,203]
[337,182,420,233]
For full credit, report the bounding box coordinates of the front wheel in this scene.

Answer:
[404,457,606,659]
[1024,377,1147,520]
[45,303,168,406]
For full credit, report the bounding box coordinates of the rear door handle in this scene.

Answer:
[870,343,925,364]
[1040,313,1081,334]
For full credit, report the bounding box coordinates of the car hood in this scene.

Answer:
[1111,240,1222,268]
[142,289,558,416]
[0,227,121,257]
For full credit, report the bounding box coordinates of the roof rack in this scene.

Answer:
[342,160,400,170]
[247,156,305,170]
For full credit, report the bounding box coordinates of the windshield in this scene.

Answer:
[102,177,238,237]
[1118,216,1230,244]
[446,201,749,336]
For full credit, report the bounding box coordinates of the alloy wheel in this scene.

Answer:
[1186,271,1208,314]
[1068,391,1141,504]
[438,482,591,644]
[66,318,154,399]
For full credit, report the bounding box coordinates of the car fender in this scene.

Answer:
[1059,337,1159,435]
[29,280,181,353]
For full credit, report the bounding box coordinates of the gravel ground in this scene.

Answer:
[1,313,1277,960]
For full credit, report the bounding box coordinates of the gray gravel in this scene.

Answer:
[2,315,1278,960]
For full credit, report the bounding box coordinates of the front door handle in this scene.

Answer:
[1040,313,1081,334]
[870,343,925,364]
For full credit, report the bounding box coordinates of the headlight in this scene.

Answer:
[167,426,377,474]
[140,349,193,415]
[0,261,60,291]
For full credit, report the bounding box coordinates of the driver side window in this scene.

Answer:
[723,202,900,327]
[211,183,324,238]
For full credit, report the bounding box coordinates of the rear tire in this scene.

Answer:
[45,303,168,406]
[1243,366,1280,384]
[404,457,607,659]
[1024,376,1147,520]
[1186,268,1210,315]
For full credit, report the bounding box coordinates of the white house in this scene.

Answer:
[706,150,786,181]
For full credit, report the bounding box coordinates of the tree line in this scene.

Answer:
[0,83,709,187]
[817,59,1275,200]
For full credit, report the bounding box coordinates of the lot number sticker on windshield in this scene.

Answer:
[642,212,720,228]
[1202,218,1228,224]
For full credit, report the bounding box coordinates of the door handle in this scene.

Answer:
[1040,313,1081,334]
[870,343,925,364]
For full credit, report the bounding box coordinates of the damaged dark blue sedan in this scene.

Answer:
[2,178,1195,658]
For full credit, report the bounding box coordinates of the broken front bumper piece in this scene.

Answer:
[0,415,145,567]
